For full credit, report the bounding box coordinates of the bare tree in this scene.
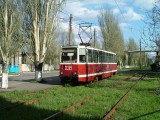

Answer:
[22,0,65,81]
[0,0,21,88]
[143,0,160,50]
[59,30,76,46]
[98,9,125,67]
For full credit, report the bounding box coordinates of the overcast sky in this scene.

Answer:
[60,0,156,49]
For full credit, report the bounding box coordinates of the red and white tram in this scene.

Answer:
[59,45,117,83]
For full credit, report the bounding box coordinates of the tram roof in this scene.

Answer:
[61,45,116,55]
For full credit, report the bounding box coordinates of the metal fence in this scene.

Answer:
[0,64,59,73]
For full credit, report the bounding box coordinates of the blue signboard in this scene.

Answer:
[8,65,19,73]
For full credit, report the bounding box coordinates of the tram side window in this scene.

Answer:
[106,53,109,62]
[105,52,107,63]
[93,50,98,63]
[102,52,105,63]
[113,55,115,63]
[111,54,113,62]
[79,48,86,63]
[113,55,115,62]
[110,54,112,63]
[88,49,92,63]
[108,53,111,63]
[114,55,117,63]
[99,51,102,63]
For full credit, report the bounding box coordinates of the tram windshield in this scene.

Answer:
[61,48,77,63]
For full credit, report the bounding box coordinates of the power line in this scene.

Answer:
[66,0,80,3]
[113,0,140,40]
[61,9,89,23]
[60,10,95,36]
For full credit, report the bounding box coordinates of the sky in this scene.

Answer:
[60,0,156,51]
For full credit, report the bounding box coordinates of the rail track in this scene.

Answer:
[43,95,94,120]
[0,71,152,120]
[0,87,54,111]
[102,72,147,120]
[42,73,144,120]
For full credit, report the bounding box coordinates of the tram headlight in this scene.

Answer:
[73,71,77,76]
[60,72,63,75]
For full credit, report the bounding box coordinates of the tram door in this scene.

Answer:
[79,48,88,81]
[99,51,103,72]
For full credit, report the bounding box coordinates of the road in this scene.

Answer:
[0,72,60,92]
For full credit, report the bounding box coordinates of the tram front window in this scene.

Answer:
[61,48,77,63]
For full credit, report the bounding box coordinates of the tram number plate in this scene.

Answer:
[65,66,72,70]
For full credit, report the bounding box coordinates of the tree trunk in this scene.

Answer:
[35,62,43,82]
[1,62,8,89]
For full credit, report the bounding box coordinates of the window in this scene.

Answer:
[111,54,113,62]
[79,48,86,63]
[88,49,92,63]
[108,53,111,63]
[102,52,105,63]
[99,51,102,63]
[106,53,109,62]
[113,55,116,63]
[93,50,98,63]
[61,48,77,63]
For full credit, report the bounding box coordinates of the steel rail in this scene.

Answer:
[0,87,55,111]
[103,73,147,120]
[43,95,93,120]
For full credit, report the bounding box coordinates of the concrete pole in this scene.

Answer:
[69,14,72,46]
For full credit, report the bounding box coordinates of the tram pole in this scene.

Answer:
[69,14,73,46]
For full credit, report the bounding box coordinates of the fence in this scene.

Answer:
[0,64,59,73]
[21,64,59,72]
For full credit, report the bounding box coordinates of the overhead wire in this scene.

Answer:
[113,0,141,40]
[113,0,159,58]
[59,8,97,44]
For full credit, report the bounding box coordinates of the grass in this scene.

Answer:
[0,74,160,120]
[43,70,59,72]
[119,66,151,71]
[0,73,20,76]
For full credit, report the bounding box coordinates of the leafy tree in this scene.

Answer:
[127,38,139,66]
[21,0,65,81]
[45,39,60,66]
[90,39,101,49]
[98,9,125,67]
[0,0,21,88]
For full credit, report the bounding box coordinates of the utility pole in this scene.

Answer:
[69,14,72,46]
[140,38,142,69]
[93,28,96,47]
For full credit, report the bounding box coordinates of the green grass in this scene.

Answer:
[0,75,160,120]
[43,70,59,72]
[0,73,20,76]
[119,66,151,71]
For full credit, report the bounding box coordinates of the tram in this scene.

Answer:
[59,45,117,83]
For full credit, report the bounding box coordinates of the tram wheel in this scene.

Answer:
[95,76,99,82]
[60,79,65,84]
